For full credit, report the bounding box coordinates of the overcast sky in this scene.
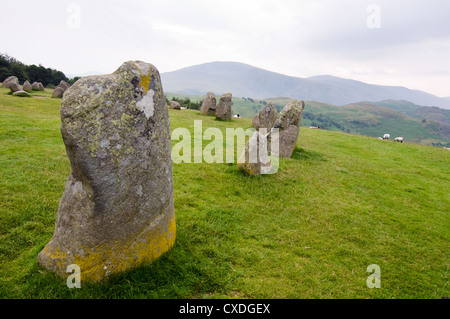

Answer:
[2,0,450,97]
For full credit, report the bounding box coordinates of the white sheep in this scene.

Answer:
[233,114,241,118]
[383,134,390,140]
[394,137,404,143]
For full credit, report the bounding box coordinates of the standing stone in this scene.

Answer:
[2,76,19,88]
[273,100,305,158]
[252,114,260,131]
[254,104,278,131]
[58,80,70,91]
[200,91,216,116]
[52,86,65,98]
[52,81,71,98]
[23,80,32,92]
[37,61,176,282]
[237,130,272,176]
[215,93,232,121]
[32,81,45,91]
[169,101,181,110]
[9,82,22,93]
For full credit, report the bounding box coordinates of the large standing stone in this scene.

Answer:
[9,82,22,93]
[2,76,19,88]
[37,61,176,282]
[200,91,216,116]
[273,100,305,158]
[23,80,32,92]
[215,93,232,121]
[254,104,278,131]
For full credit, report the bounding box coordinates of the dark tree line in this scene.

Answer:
[167,96,203,110]
[0,53,70,87]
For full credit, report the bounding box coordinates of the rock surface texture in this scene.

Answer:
[199,91,217,116]
[273,100,305,158]
[1,76,19,88]
[254,103,278,131]
[23,80,32,92]
[215,93,232,121]
[169,101,181,109]
[37,61,176,282]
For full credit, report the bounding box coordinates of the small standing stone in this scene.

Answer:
[254,103,278,131]
[23,80,32,92]
[9,82,22,93]
[52,86,65,98]
[32,82,45,91]
[169,101,181,110]
[273,100,305,158]
[200,91,217,116]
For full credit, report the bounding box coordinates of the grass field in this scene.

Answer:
[0,86,449,299]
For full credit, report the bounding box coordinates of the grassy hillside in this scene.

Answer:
[168,92,450,147]
[0,87,449,299]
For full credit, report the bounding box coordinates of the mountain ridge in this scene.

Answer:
[161,61,450,109]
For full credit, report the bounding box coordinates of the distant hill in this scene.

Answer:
[161,61,450,109]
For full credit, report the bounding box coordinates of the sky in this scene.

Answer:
[2,0,450,97]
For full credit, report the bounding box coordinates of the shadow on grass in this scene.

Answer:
[290,147,327,162]
[23,228,238,299]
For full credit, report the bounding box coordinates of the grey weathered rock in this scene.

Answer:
[52,86,65,98]
[237,130,272,176]
[215,93,232,121]
[9,82,22,93]
[52,81,71,98]
[37,61,176,282]
[169,101,181,110]
[254,103,278,131]
[31,82,45,91]
[59,80,70,91]
[12,90,30,97]
[200,91,216,116]
[23,80,32,92]
[273,100,305,158]
[2,76,19,88]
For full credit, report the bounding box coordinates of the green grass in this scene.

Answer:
[0,87,449,299]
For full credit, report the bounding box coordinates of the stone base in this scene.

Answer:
[37,211,176,282]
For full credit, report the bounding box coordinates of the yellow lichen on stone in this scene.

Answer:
[39,213,176,282]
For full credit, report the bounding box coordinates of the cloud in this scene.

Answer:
[1,0,449,96]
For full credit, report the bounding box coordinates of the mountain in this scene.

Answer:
[161,61,450,109]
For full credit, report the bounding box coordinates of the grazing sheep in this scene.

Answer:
[378,137,384,140]
[180,107,188,110]
[383,134,390,140]
[233,113,241,118]
[394,137,404,143]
